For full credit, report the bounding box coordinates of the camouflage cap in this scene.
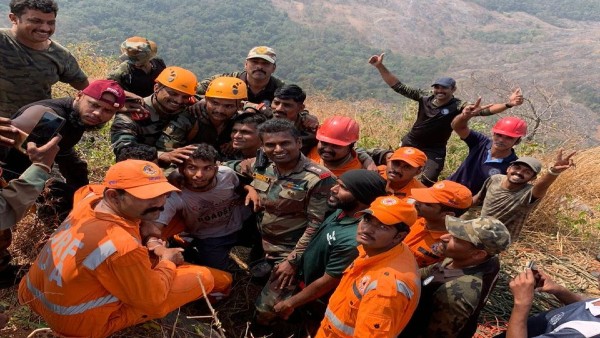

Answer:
[445,216,511,255]
[120,36,158,65]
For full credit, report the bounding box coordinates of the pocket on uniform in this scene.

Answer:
[278,188,307,201]
[251,179,270,192]
[363,314,391,333]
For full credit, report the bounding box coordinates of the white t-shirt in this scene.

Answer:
[157,166,251,239]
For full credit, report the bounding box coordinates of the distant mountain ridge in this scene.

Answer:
[272,0,599,141]
[0,0,597,141]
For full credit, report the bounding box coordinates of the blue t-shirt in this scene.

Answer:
[447,131,517,194]
[526,299,600,337]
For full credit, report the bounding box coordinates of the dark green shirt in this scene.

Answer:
[300,209,360,286]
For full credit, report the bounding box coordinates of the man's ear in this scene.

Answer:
[103,189,121,203]
[395,231,409,243]
[8,13,18,24]
[442,211,456,218]
[473,249,488,261]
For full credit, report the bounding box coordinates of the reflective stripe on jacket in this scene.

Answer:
[18,190,180,337]
[316,243,420,338]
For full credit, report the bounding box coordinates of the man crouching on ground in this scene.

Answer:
[19,160,220,338]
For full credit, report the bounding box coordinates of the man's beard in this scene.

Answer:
[70,102,105,131]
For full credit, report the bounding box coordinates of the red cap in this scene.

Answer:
[388,147,427,167]
[82,80,126,109]
[103,160,179,199]
[411,180,472,209]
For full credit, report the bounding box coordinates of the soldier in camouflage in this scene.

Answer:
[227,119,335,325]
[0,0,88,118]
[156,77,247,160]
[197,46,284,104]
[400,216,511,338]
[110,66,199,166]
[107,36,166,97]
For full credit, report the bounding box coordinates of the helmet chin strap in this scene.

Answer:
[152,87,181,116]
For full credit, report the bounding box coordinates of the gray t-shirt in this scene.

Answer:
[479,174,540,241]
[156,166,251,239]
[0,29,87,118]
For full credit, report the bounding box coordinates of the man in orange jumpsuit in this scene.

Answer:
[382,146,427,199]
[403,180,472,267]
[316,195,420,337]
[19,160,226,338]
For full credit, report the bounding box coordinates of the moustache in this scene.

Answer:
[318,149,335,156]
[141,206,164,215]
[388,170,402,176]
[253,69,266,74]
[357,232,374,240]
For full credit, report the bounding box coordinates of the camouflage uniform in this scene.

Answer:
[107,58,166,97]
[197,71,285,104]
[228,154,335,262]
[155,104,234,158]
[0,165,51,275]
[399,217,510,338]
[0,29,87,118]
[110,96,185,159]
[229,154,335,323]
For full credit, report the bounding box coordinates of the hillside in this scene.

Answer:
[271,0,600,142]
[0,0,597,142]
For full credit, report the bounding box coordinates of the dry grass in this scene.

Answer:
[527,147,600,255]
[2,44,599,337]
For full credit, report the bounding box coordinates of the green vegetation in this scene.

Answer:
[47,0,443,102]
[469,29,541,44]
[566,83,600,114]
[466,0,600,22]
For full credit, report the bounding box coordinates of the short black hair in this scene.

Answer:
[233,112,267,126]
[10,0,58,17]
[274,84,306,103]
[393,221,411,233]
[187,143,218,164]
[116,144,158,163]
[440,205,470,218]
[258,119,300,140]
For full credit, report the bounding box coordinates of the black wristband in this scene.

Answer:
[505,103,514,108]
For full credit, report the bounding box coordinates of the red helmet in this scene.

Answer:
[316,116,359,146]
[491,117,527,138]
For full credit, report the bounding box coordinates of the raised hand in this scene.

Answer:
[27,135,61,169]
[368,52,385,67]
[549,148,576,174]
[158,144,198,164]
[0,117,20,147]
[508,87,524,107]
[463,97,493,118]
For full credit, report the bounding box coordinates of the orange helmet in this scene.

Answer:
[155,66,198,96]
[317,116,359,146]
[492,116,527,138]
[205,77,248,100]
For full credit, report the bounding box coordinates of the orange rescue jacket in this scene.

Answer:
[18,191,209,337]
[316,243,421,338]
[307,147,363,177]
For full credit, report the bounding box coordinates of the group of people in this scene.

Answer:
[0,1,596,338]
